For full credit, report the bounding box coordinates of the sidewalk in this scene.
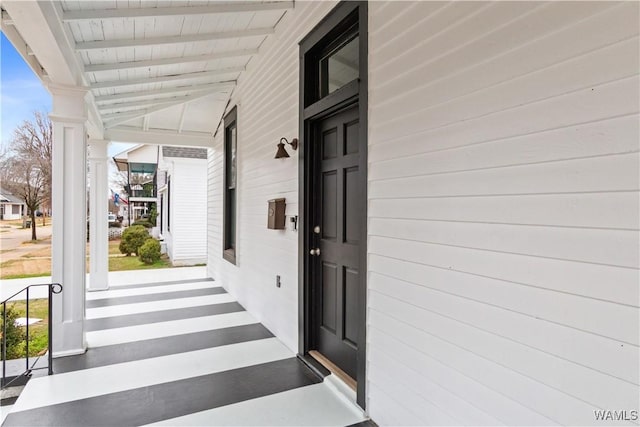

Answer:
[0,267,208,301]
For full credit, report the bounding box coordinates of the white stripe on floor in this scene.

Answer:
[86,281,219,300]
[0,405,13,424]
[146,382,366,426]
[86,294,236,319]
[87,311,260,347]
[11,338,291,413]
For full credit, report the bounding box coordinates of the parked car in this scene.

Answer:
[108,213,117,224]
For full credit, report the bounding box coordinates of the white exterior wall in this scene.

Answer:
[206,1,640,425]
[207,1,338,352]
[163,158,207,265]
[0,204,23,220]
[367,2,639,425]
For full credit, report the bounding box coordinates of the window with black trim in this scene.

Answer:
[304,9,360,107]
[159,194,164,233]
[223,107,237,264]
[319,28,359,98]
[167,177,171,232]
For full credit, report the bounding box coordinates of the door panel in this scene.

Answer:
[312,105,360,379]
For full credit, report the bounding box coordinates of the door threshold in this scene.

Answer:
[308,350,356,392]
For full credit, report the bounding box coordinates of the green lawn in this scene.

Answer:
[109,255,170,271]
[109,240,122,255]
[0,272,50,280]
[1,299,50,358]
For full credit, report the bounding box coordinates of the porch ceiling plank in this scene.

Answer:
[75,27,275,51]
[84,48,259,73]
[177,104,188,133]
[104,126,213,147]
[103,89,224,128]
[90,67,243,90]
[62,1,294,21]
[93,81,235,102]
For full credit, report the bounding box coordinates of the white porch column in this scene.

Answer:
[88,139,110,291]
[49,84,88,357]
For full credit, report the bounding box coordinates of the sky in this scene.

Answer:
[1,32,132,159]
[0,33,52,151]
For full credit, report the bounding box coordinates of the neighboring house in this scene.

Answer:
[4,1,638,426]
[157,146,208,266]
[112,144,159,223]
[0,187,25,220]
[113,143,208,265]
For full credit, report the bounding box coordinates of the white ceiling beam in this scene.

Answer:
[63,2,293,21]
[0,11,46,79]
[98,94,199,110]
[105,126,213,148]
[94,81,234,103]
[177,104,188,134]
[1,10,15,26]
[99,101,175,114]
[85,48,258,73]
[90,67,242,90]
[142,116,150,132]
[104,89,222,128]
[101,110,149,121]
[76,27,274,51]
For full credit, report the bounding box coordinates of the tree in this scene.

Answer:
[1,111,52,240]
[4,156,46,240]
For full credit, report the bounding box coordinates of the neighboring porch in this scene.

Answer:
[1,268,367,426]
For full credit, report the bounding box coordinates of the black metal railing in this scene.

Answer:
[1,283,62,389]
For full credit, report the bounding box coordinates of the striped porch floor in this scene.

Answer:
[1,277,367,426]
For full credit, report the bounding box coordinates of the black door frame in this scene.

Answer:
[297,1,368,409]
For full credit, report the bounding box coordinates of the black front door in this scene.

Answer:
[310,104,361,379]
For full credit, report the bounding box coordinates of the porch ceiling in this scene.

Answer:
[2,1,294,142]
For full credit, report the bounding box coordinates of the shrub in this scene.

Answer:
[1,305,26,360]
[148,204,158,226]
[138,239,161,265]
[131,220,153,229]
[119,225,150,256]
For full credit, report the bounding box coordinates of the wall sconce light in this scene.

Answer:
[275,137,298,159]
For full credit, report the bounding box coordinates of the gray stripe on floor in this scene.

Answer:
[85,302,246,331]
[86,287,226,308]
[54,323,273,373]
[3,358,322,427]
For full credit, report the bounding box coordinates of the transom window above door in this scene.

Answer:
[319,33,359,98]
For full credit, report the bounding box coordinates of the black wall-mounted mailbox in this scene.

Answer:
[268,198,286,229]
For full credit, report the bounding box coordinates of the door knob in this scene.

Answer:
[309,248,320,256]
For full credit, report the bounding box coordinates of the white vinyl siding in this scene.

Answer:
[367,2,639,426]
[205,1,639,425]
[165,159,207,265]
[207,1,338,353]
[0,203,23,220]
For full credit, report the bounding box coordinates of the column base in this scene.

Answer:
[87,286,109,292]
[53,347,87,358]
